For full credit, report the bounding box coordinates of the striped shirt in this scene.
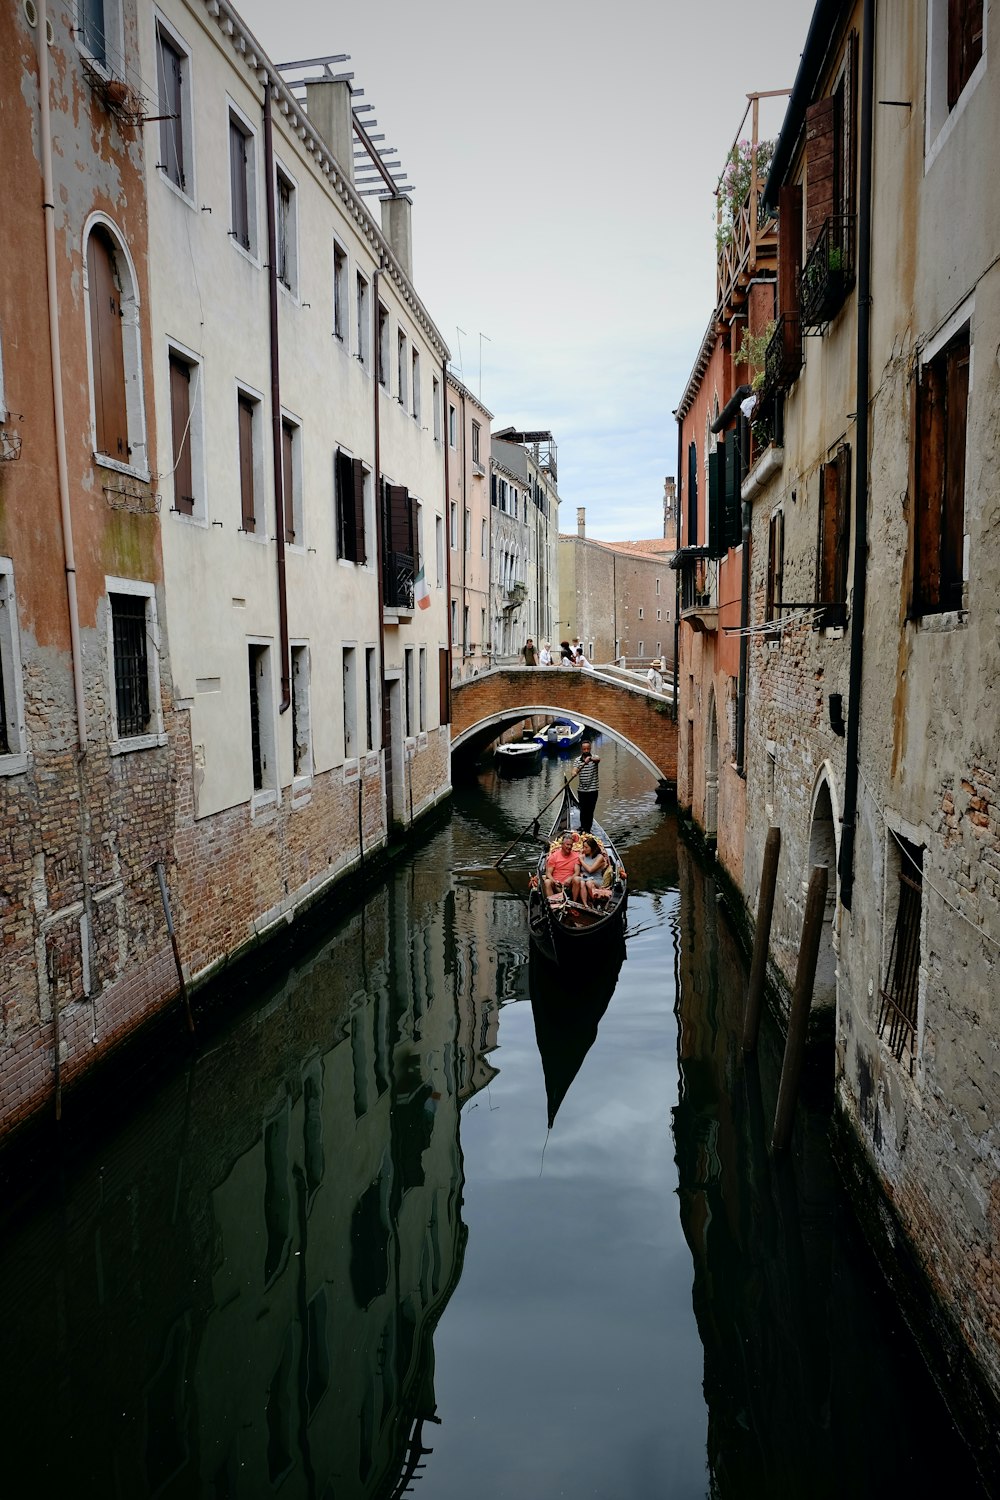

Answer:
[577,756,599,794]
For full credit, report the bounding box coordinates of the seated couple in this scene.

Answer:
[543,832,613,909]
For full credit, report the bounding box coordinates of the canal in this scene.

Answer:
[0,740,988,1498]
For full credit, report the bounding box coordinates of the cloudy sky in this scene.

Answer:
[239,0,809,541]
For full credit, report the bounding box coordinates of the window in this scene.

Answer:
[333,239,347,340]
[655,577,660,595]
[686,441,698,544]
[377,303,389,389]
[766,509,785,621]
[638,640,644,657]
[418,647,426,732]
[472,421,481,465]
[0,559,27,772]
[365,646,377,752]
[462,605,469,652]
[404,648,414,737]
[450,598,458,640]
[638,606,644,620]
[481,518,487,558]
[912,323,969,617]
[817,444,850,626]
[335,448,367,564]
[168,349,197,516]
[87,223,145,470]
[438,647,451,724]
[411,347,420,420]
[356,272,370,368]
[656,609,662,621]
[237,389,261,533]
[343,646,358,759]
[877,833,924,1073]
[281,415,301,544]
[450,501,457,550]
[275,166,297,294]
[948,0,984,108]
[435,515,444,585]
[397,328,407,407]
[448,403,457,448]
[804,34,857,247]
[78,0,119,68]
[464,508,471,552]
[108,582,163,750]
[432,376,441,440]
[381,482,415,608]
[247,642,278,805]
[291,644,312,778]
[156,21,191,195]
[228,109,257,256]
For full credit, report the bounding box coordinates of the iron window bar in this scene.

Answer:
[383,551,414,610]
[111,594,150,739]
[800,215,856,332]
[877,866,923,1074]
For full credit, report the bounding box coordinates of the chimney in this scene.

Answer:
[305,78,354,185]
[577,507,586,538]
[380,195,413,281]
[663,477,676,538]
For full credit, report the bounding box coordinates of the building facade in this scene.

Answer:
[490,429,559,661]
[445,375,492,681]
[559,508,675,664]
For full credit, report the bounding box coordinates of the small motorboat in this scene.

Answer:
[495,739,543,775]
[527,781,628,966]
[533,717,585,752]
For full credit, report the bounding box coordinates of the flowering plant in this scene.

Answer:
[716,138,776,251]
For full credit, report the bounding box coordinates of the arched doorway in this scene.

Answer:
[704,692,719,840]
[808,776,839,1010]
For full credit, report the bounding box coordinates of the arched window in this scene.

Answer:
[85,220,146,473]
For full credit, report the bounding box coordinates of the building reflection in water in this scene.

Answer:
[671,843,986,1500]
[0,824,506,1498]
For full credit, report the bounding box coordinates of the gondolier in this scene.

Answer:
[577,741,600,833]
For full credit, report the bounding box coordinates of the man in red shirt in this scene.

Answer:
[544,831,582,903]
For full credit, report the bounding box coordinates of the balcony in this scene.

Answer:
[673,548,718,633]
[383,550,414,618]
[760,313,801,400]
[504,580,527,610]
[800,216,856,332]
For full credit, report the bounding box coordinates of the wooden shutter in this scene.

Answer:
[238,394,256,532]
[778,182,803,376]
[277,177,291,287]
[438,647,451,725]
[805,95,835,251]
[169,354,194,514]
[948,0,984,109]
[230,119,250,248]
[87,229,128,460]
[834,443,851,608]
[686,442,698,545]
[387,484,414,560]
[335,448,355,560]
[707,445,723,558]
[817,447,849,617]
[281,421,295,542]
[157,31,184,190]
[723,431,741,550]
[352,458,367,565]
[915,360,944,612]
[942,337,969,609]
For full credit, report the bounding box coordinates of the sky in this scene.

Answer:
[238,0,810,541]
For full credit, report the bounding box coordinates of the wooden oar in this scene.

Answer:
[494,769,581,867]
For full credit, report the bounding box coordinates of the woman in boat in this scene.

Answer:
[578,835,611,906]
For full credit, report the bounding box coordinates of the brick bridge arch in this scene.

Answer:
[451,668,677,790]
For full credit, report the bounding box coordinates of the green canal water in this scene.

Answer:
[0,741,989,1497]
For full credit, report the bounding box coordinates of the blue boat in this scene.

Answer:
[533,717,585,752]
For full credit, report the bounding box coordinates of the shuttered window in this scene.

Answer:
[281,419,296,543]
[156,28,186,191]
[766,510,784,621]
[229,117,251,251]
[948,0,983,108]
[336,449,367,563]
[804,34,856,250]
[169,353,194,514]
[817,444,851,626]
[723,430,742,550]
[87,228,129,461]
[686,441,698,545]
[276,172,294,291]
[913,326,969,617]
[438,647,451,725]
[238,394,256,533]
[708,445,724,558]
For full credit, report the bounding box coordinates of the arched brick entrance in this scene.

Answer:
[451,668,677,789]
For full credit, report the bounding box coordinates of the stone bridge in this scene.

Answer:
[451,667,677,792]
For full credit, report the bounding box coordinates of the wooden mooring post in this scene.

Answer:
[770,863,828,1153]
[743,825,781,1053]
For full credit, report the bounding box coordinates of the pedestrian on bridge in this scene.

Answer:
[577,741,600,833]
[522,638,537,666]
[539,641,553,666]
[646,661,664,693]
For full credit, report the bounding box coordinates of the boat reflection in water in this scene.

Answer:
[0,842,505,1499]
[529,938,626,1128]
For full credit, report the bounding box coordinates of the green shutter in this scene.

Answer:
[724,432,742,549]
[708,446,724,558]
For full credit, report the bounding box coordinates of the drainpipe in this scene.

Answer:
[837,0,875,911]
[263,84,290,713]
[735,415,750,776]
[38,0,86,752]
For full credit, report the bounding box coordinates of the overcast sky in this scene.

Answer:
[238,0,809,541]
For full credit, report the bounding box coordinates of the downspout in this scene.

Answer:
[735,415,750,775]
[263,84,290,713]
[38,0,86,752]
[837,0,875,910]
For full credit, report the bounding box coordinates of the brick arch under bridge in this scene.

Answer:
[451,668,677,791]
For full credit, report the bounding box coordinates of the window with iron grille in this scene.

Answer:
[248,644,265,790]
[111,592,151,739]
[877,833,924,1072]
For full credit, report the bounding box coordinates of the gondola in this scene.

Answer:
[527,780,628,966]
[529,938,625,1127]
